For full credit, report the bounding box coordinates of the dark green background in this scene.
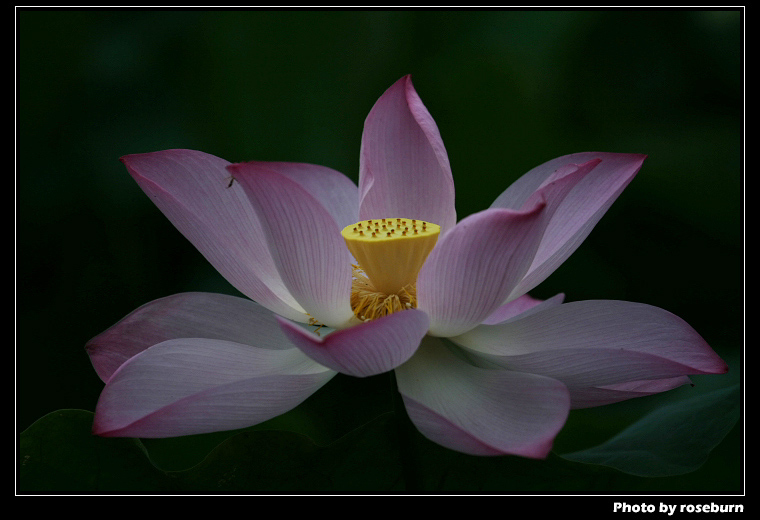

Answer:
[17,9,742,492]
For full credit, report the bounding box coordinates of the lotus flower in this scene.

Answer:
[87,75,727,458]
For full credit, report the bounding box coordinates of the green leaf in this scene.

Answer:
[559,384,739,477]
[171,412,404,492]
[18,408,405,492]
[19,409,165,492]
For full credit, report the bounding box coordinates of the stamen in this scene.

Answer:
[349,265,418,321]
[307,316,325,336]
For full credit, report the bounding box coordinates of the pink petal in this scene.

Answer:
[121,149,305,321]
[416,202,548,337]
[492,152,646,299]
[93,338,335,438]
[86,292,294,383]
[358,75,457,234]
[570,376,693,409]
[395,337,570,458]
[481,292,565,325]
[239,161,359,229]
[275,310,429,378]
[227,162,355,328]
[452,300,728,407]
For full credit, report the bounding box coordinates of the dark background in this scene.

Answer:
[17,9,742,491]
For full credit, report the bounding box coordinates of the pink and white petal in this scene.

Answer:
[469,347,703,391]
[416,202,548,338]
[492,152,641,211]
[275,309,429,378]
[228,162,354,329]
[395,337,570,458]
[241,161,359,229]
[453,300,728,397]
[93,338,335,438]
[481,292,565,325]
[492,153,646,299]
[358,75,457,234]
[121,150,304,321]
[86,292,295,383]
[570,376,693,409]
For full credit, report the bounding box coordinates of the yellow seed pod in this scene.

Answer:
[341,218,440,295]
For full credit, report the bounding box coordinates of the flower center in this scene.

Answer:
[341,218,440,321]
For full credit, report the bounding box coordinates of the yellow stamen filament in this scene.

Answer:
[349,265,417,321]
[341,217,440,321]
[307,316,325,336]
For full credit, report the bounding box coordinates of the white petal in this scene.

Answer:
[228,162,355,328]
[93,338,334,438]
[395,337,570,458]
